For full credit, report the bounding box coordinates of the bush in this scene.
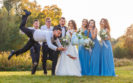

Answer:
[113,46,130,58]
[1,52,133,71]
[0,52,52,71]
[114,58,133,67]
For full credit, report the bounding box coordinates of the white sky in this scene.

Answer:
[30,0,133,39]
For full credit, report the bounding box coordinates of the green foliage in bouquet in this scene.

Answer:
[99,29,108,40]
[60,36,71,47]
[84,38,95,50]
[76,29,88,39]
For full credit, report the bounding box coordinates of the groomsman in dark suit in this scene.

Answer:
[56,17,67,38]
[40,17,54,75]
[28,19,41,75]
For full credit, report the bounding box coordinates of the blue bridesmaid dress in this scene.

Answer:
[100,40,116,76]
[86,31,101,76]
[79,30,91,75]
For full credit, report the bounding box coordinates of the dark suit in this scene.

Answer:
[42,25,67,75]
[42,42,59,75]
[56,24,67,38]
[12,15,38,56]
[12,15,41,74]
[30,43,40,74]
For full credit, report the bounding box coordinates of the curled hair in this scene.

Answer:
[82,19,89,29]
[68,20,77,30]
[88,19,96,29]
[100,18,110,32]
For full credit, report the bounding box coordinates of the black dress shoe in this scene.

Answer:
[8,50,15,60]
[23,10,31,16]
[31,68,36,75]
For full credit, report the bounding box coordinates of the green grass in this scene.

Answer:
[0,66,133,83]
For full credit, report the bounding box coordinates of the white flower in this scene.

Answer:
[63,39,66,41]
[84,38,91,44]
[105,35,108,38]
[99,29,108,39]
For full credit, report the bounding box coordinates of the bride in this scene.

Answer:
[55,20,81,76]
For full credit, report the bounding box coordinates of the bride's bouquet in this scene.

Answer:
[60,35,71,47]
[71,29,95,50]
[99,29,108,40]
[71,34,79,45]
[71,29,85,45]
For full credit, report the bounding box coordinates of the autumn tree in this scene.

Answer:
[39,5,62,26]
[125,25,133,56]
[113,24,133,58]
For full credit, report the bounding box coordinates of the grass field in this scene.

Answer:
[0,66,133,83]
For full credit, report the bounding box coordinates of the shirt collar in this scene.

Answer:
[45,25,51,29]
[33,27,39,30]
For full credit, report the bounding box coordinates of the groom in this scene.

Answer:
[8,10,65,60]
[41,17,67,75]
[52,17,68,74]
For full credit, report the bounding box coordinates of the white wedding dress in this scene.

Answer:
[55,29,81,76]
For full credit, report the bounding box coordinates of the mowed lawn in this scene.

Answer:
[0,66,133,83]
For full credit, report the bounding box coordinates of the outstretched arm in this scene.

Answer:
[56,38,62,47]
[55,38,66,51]
[46,35,58,51]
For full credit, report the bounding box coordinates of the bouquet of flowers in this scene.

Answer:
[71,28,84,45]
[60,35,71,47]
[99,29,108,40]
[83,38,95,50]
[76,28,85,39]
[71,34,79,45]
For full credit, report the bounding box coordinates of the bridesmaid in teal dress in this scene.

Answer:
[78,19,91,75]
[86,19,101,76]
[100,18,115,76]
